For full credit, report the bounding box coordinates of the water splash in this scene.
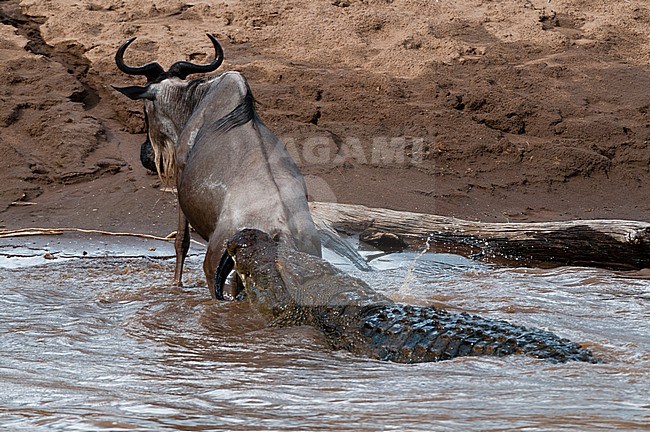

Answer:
[397,235,432,295]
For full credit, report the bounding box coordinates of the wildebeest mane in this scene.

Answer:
[212,83,256,134]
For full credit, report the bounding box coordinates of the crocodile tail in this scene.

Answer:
[339,305,598,363]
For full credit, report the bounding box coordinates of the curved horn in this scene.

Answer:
[166,34,224,80]
[115,37,165,82]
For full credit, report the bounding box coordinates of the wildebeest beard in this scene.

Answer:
[139,112,160,173]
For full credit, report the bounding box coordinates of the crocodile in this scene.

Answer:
[219,229,598,363]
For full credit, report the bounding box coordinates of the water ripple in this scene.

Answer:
[0,253,648,431]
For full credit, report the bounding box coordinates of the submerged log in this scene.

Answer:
[309,202,650,270]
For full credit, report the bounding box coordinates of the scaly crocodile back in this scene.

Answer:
[313,304,597,363]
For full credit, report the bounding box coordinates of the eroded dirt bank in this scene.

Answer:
[1,0,649,235]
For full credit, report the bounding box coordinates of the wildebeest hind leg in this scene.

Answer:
[173,211,190,286]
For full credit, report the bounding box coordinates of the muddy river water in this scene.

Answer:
[0,235,648,431]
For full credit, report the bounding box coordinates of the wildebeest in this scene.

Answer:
[113,34,322,299]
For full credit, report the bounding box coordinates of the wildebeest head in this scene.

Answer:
[113,34,224,182]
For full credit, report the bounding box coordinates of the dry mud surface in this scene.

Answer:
[1,0,649,235]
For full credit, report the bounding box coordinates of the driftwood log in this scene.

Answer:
[309,202,650,270]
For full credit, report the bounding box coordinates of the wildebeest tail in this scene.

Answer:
[318,223,372,271]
